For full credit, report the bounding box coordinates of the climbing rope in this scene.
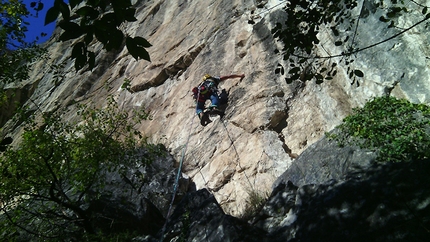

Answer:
[158,8,277,234]
[159,116,196,242]
[220,121,254,189]
[159,84,210,241]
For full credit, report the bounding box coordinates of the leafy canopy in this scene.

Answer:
[0,96,163,240]
[0,0,47,130]
[44,0,152,71]
[0,0,46,85]
[328,96,430,162]
[267,0,430,85]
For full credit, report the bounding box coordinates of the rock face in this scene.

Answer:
[256,160,430,241]
[157,189,268,242]
[140,137,430,241]
[5,133,428,241]
[3,0,430,217]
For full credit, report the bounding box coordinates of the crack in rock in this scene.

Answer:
[131,43,205,93]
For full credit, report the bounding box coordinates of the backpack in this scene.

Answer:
[201,80,216,92]
[218,89,228,104]
[192,79,216,97]
[192,77,227,102]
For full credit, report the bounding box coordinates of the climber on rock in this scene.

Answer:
[192,73,245,126]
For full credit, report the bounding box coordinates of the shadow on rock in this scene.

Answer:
[263,159,430,241]
[159,189,267,242]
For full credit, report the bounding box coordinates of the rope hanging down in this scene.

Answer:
[159,115,196,241]
[159,88,204,241]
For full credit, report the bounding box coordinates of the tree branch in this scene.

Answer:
[0,207,59,239]
[294,15,430,60]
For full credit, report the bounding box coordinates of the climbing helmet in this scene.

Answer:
[203,74,212,81]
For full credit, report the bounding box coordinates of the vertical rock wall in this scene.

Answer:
[4,0,430,216]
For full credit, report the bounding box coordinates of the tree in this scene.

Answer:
[0,96,164,240]
[264,0,430,85]
[44,0,152,71]
[327,96,430,162]
[0,0,47,130]
[0,0,46,85]
[0,0,48,71]
[1,0,153,129]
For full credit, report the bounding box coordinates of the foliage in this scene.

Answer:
[267,0,430,85]
[0,96,163,240]
[328,96,430,162]
[44,0,152,71]
[0,45,46,85]
[1,0,47,128]
[0,0,46,85]
[0,0,29,51]
[270,0,359,84]
[241,189,268,220]
[178,210,191,242]
[121,78,132,93]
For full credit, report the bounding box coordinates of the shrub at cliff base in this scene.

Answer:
[0,97,164,241]
[329,96,430,162]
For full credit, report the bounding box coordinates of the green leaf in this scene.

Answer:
[100,12,119,27]
[288,67,300,74]
[379,16,390,22]
[133,37,152,48]
[71,42,86,63]
[315,73,324,83]
[126,37,151,61]
[45,6,60,25]
[285,78,293,84]
[387,12,396,18]
[105,29,124,51]
[35,2,44,11]
[55,0,70,21]
[124,8,137,22]
[76,6,99,20]
[290,73,300,80]
[135,47,151,62]
[94,26,108,44]
[59,21,80,31]
[331,27,339,36]
[84,30,94,44]
[58,22,84,41]
[354,69,364,77]
[69,0,83,9]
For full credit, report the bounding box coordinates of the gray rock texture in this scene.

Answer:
[2,0,430,217]
[273,134,377,188]
[141,138,430,241]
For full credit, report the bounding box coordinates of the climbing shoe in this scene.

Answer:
[199,112,212,126]
[210,107,225,119]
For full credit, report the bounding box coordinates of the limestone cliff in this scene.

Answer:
[2,0,430,217]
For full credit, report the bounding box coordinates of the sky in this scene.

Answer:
[23,0,56,44]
